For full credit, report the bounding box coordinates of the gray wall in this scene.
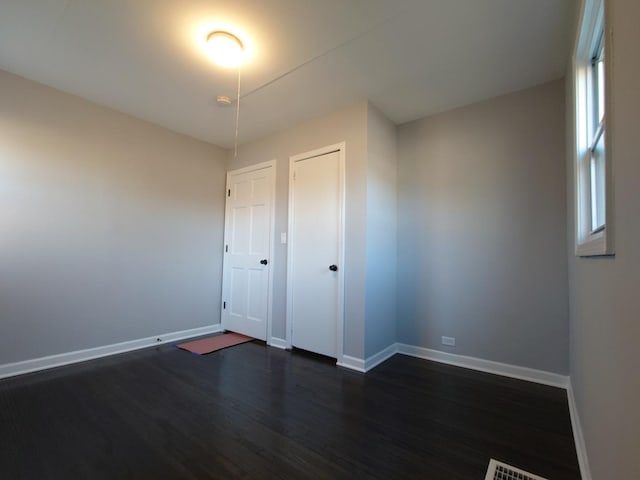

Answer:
[567,1,640,478]
[365,104,398,357]
[397,80,569,374]
[226,102,368,359]
[0,70,227,365]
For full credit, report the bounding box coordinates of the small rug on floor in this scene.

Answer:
[177,332,254,355]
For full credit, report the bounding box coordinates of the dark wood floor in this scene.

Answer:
[0,340,580,479]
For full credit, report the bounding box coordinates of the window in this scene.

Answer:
[574,0,613,256]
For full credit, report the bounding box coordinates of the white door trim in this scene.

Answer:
[286,142,346,364]
[222,160,277,343]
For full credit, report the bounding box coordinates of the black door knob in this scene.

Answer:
[329,264,338,272]
[260,259,268,265]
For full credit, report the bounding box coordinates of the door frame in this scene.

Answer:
[221,160,277,343]
[285,142,346,364]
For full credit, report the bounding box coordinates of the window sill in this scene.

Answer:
[575,230,614,257]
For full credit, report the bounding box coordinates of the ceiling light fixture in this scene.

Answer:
[206,31,245,68]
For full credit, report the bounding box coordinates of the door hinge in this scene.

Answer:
[223,301,226,309]
[225,244,228,253]
[293,170,296,181]
[228,189,231,197]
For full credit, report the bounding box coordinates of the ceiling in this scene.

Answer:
[0,0,575,148]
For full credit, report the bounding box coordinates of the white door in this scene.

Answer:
[221,163,274,341]
[288,147,344,359]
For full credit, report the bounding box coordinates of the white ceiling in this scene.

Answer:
[0,0,575,148]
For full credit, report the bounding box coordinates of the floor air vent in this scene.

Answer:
[484,459,548,480]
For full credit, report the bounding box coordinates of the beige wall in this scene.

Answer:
[567,1,640,478]
[226,102,368,359]
[365,103,397,357]
[397,80,569,374]
[0,70,227,364]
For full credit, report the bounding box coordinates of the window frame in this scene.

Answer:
[573,0,613,257]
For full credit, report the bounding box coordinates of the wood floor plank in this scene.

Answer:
[0,341,581,479]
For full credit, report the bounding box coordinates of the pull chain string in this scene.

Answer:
[234,67,242,160]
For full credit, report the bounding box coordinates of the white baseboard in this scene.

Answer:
[396,343,569,389]
[0,324,223,380]
[336,355,366,373]
[337,344,398,373]
[567,382,592,480]
[268,337,288,350]
[364,343,399,371]
[337,343,568,388]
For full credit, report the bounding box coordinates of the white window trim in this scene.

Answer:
[573,0,614,257]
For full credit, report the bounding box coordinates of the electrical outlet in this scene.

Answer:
[441,336,455,347]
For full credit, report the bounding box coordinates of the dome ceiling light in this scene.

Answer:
[206,31,245,68]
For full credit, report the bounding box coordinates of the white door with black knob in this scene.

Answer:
[287,145,345,359]
[221,162,274,341]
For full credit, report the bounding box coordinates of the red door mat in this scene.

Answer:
[177,333,254,355]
